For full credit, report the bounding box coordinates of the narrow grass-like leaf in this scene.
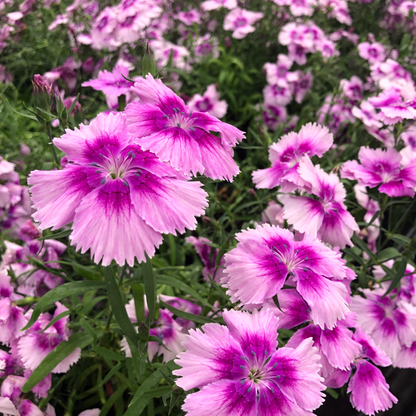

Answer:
[71,263,102,281]
[94,346,124,362]
[104,267,138,344]
[38,229,72,240]
[99,362,122,387]
[383,258,407,297]
[127,361,177,412]
[156,274,212,307]
[132,283,145,323]
[213,236,231,280]
[352,234,376,261]
[143,254,156,322]
[99,385,128,416]
[22,281,105,331]
[41,310,72,332]
[159,300,215,324]
[377,247,401,262]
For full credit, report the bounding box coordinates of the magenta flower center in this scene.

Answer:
[239,351,281,389]
[234,17,247,28]
[197,44,212,55]
[196,98,212,112]
[374,162,397,183]
[97,16,108,30]
[277,66,287,77]
[95,152,139,181]
[271,244,306,273]
[164,108,197,131]
[121,16,135,28]
[368,48,378,57]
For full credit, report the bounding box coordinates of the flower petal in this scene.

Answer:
[174,323,245,390]
[127,173,207,234]
[28,166,94,231]
[132,128,204,177]
[182,379,257,416]
[222,308,279,360]
[194,130,240,181]
[70,180,163,266]
[296,268,348,329]
[348,360,397,415]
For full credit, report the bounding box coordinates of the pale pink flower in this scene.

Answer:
[341,146,416,197]
[253,123,333,191]
[187,85,227,119]
[283,157,359,248]
[18,303,81,373]
[223,8,263,39]
[201,0,237,11]
[352,100,382,129]
[223,224,350,329]
[263,54,299,88]
[358,41,386,64]
[174,308,325,415]
[176,9,201,25]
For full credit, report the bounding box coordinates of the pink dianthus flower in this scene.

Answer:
[222,224,350,329]
[283,157,359,248]
[28,112,208,267]
[252,123,333,191]
[125,74,245,180]
[82,65,134,97]
[174,308,325,415]
[17,303,80,373]
[223,8,263,39]
[341,146,416,197]
[351,287,416,362]
[187,84,228,119]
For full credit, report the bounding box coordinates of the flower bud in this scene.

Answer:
[32,74,53,117]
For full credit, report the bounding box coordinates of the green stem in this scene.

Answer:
[46,123,60,168]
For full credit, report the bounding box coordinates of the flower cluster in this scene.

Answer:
[3,0,416,415]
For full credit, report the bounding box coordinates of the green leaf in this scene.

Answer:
[94,346,124,362]
[22,281,105,331]
[156,274,212,307]
[99,362,123,386]
[377,247,401,262]
[71,262,102,281]
[104,267,138,344]
[22,332,94,392]
[79,318,97,341]
[41,310,72,332]
[383,258,407,297]
[143,254,156,322]
[342,247,365,265]
[142,42,157,77]
[159,300,215,324]
[352,234,376,261]
[126,361,178,414]
[99,385,128,416]
[125,398,150,416]
[68,94,80,115]
[37,229,72,240]
[386,233,411,246]
[326,388,339,399]
[132,282,145,323]
[357,269,368,288]
[272,294,283,313]
[213,236,231,280]
[12,109,38,121]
